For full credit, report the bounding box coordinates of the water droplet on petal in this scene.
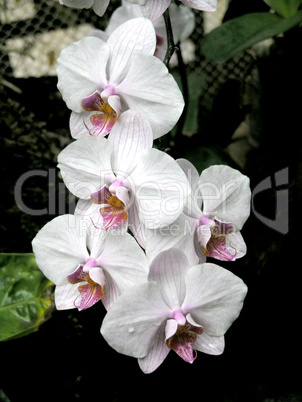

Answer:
[128,327,134,333]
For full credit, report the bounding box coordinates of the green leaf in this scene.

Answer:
[172,72,207,136]
[264,0,301,18]
[0,253,54,341]
[201,10,302,63]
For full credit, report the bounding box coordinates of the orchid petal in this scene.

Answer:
[89,267,106,287]
[127,198,148,248]
[101,282,172,358]
[58,136,113,199]
[77,282,104,310]
[97,231,149,309]
[109,110,153,175]
[196,224,212,250]
[70,110,95,138]
[182,264,247,336]
[60,0,93,9]
[55,282,80,310]
[106,4,143,36]
[32,215,89,285]
[138,321,170,373]
[107,18,156,85]
[130,148,190,228]
[182,0,217,12]
[148,248,191,310]
[194,333,225,355]
[57,37,109,113]
[92,0,110,16]
[145,214,199,267]
[117,52,184,139]
[199,165,251,230]
[177,158,202,218]
[129,0,171,22]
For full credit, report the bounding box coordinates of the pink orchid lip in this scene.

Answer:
[198,218,236,261]
[67,264,106,311]
[165,317,204,364]
[81,91,120,136]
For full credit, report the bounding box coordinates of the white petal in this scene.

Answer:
[97,231,149,309]
[92,0,110,16]
[55,282,79,310]
[57,37,109,113]
[117,52,184,139]
[127,199,148,248]
[135,0,171,22]
[130,148,190,228]
[138,321,170,373]
[148,248,191,310]
[182,263,247,336]
[70,111,91,139]
[145,214,199,267]
[109,110,153,175]
[182,0,217,12]
[105,5,143,35]
[32,215,89,284]
[199,165,251,230]
[107,18,156,85]
[194,332,225,355]
[101,282,171,358]
[177,158,202,218]
[57,136,113,199]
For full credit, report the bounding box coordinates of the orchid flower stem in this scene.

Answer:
[163,8,176,67]
[175,42,188,138]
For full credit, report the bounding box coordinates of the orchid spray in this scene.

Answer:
[31,0,252,374]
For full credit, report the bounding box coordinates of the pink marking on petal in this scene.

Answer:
[81,91,103,111]
[91,186,112,205]
[67,265,87,284]
[89,112,117,136]
[99,205,128,230]
[165,320,204,364]
[77,282,104,311]
[202,219,236,261]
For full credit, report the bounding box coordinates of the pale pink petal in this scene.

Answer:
[130,148,190,228]
[89,267,106,287]
[194,333,225,355]
[60,0,94,9]
[92,0,110,16]
[177,158,202,218]
[117,52,184,139]
[101,282,172,357]
[32,215,89,285]
[109,110,153,175]
[97,231,149,309]
[182,264,248,336]
[57,136,113,199]
[145,214,199,267]
[127,198,148,248]
[148,248,191,310]
[105,5,143,35]
[55,282,80,310]
[130,0,171,22]
[196,224,212,250]
[181,0,217,12]
[107,18,156,85]
[70,111,94,138]
[57,37,109,113]
[199,165,251,230]
[138,321,170,373]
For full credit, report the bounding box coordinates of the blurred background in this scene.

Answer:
[0,0,301,401]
